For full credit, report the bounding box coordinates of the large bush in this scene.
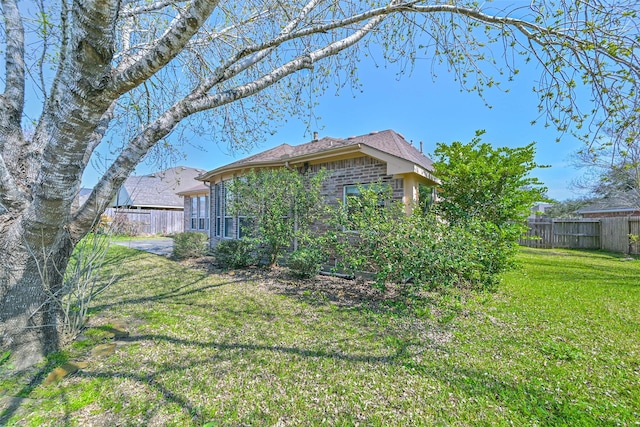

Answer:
[214,238,260,269]
[431,131,548,239]
[287,247,324,279]
[323,172,529,292]
[328,210,511,292]
[326,136,548,292]
[172,232,208,259]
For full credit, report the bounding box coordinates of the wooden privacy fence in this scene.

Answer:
[104,208,184,235]
[520,217,640,254]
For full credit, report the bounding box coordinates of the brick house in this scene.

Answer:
[181,130,438,246]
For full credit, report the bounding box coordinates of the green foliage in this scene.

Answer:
[325,187,512,292]
[287,248,324,279]
[429,133,549,282]
[226,168,326,266]
[544,198,595,218]
[214,238,260,269]
[0,350,11,368]
[630,233,640,253]
[323,184,404,285]
[172,232,208,259]
[432,131,549,234]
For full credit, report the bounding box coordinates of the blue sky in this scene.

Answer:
[83,39,591,202]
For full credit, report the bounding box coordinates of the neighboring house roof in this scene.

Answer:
[198,130,436,182]
[528,202,553,219]
[112,166,205,209]
[576,194,640,215]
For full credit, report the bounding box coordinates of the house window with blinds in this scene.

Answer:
[214,183,222,237]
[190,195,209,231]
[198,195,207,230]
[223,183,234,238]
[190,197,198,230]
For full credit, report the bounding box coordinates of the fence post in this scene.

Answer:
[629,218,633,255]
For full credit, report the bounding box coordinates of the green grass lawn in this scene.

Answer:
[1,247,638,426]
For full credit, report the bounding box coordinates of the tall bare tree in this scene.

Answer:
[1,0,639,367]
[574,97,640,210]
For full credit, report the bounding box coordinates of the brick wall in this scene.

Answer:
[208,155,404,247]
[308,155,403,206]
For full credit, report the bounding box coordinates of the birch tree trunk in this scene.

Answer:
[0,0,638,367]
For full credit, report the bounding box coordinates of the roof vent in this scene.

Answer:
[347,136,356,140]
[369,131,378,135]
[313,131,318,141]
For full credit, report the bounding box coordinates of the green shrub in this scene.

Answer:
[226,168,326,266]
[324,186,513,293]
[172,232,208,259]
[214,238,260,268]
[287,248,324,279]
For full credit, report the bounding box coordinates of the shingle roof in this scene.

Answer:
[201,130,433,178]
[113,166,205,208]
[576,194,640,214]
[347,130,433,171]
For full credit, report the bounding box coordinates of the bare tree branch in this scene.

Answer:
[194,0,322,95]
[120,0,184,19]
[71,12,385,237]
[111,0,219,95]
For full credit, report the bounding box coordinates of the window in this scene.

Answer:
[343,184,363,203]
[223,184,234,238]
[190,197,198,230]
[343,183,389,230]
[190,194,209,231]
[198,195,207,230]
[238,217,254,239]
[214,181,238,238]
[343,183,388,208]
[214,183,222,237]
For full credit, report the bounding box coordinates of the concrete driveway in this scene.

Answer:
[113,238,174,256]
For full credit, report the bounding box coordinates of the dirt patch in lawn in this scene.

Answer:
[179,256,448,313]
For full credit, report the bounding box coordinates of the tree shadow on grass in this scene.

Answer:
[89,277,234,312]
[3,249,623,424]
[62,332,618,426]
[226,266,439,316]
[1,312,621,425]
